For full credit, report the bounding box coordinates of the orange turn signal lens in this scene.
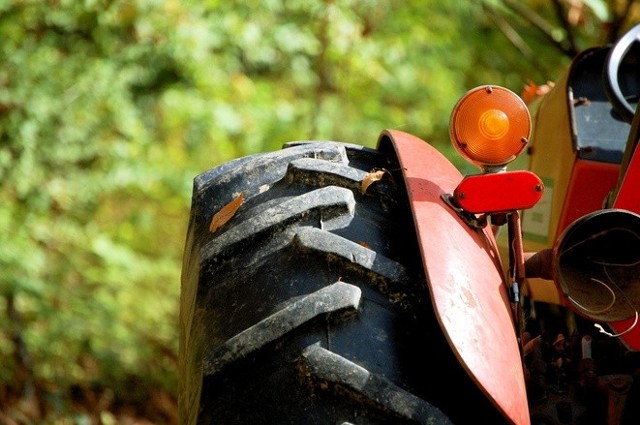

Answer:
[449,85,531,168]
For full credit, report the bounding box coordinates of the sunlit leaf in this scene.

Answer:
[209,193,244,233]
[521,80,555,105]
[361,168,392,194]
[358,241,371,249]
[582,0,610,22]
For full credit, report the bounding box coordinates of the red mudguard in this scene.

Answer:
[378,130,529,425]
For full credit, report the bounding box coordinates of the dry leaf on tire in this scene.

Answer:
[361,168,392,194]
[209,193,244,233]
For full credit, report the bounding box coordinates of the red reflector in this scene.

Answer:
[454,171,544,214]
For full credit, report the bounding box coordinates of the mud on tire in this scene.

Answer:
[179,140,506,424]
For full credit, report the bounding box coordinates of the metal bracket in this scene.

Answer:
[441,193,488,229]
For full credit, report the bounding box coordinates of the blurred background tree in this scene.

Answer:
[0,0,637,423]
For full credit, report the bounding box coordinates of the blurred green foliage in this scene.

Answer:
[0,0,635,422]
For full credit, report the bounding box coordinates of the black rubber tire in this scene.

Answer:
[179,140,508,424]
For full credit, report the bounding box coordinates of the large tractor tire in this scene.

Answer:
[179,139,508,424]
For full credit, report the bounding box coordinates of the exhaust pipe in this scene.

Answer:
[525,209,640,322]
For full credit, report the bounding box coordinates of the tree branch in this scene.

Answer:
[482,2,552,78]
[607,0,636,42]
[550,0,579,56]
[501,0,577,58]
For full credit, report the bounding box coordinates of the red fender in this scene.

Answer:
[378,130,529,425]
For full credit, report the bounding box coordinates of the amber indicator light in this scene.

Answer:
[450,85,531,168]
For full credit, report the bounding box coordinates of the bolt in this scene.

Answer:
[535,184,544,192]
